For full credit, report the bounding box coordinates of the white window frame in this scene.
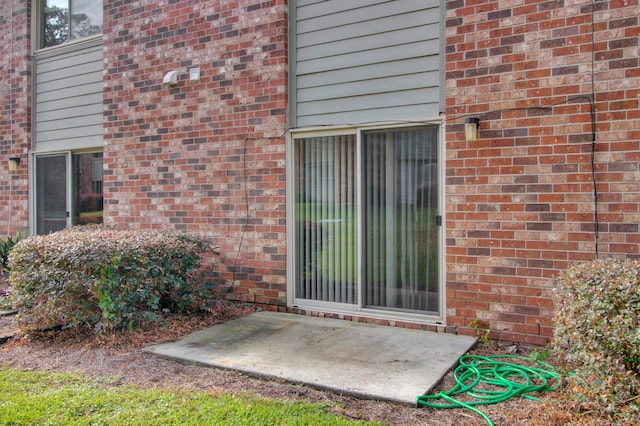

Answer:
[286,121,446,325]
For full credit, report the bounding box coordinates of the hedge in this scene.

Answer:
[8,226,218,332]
[554,258,640,420]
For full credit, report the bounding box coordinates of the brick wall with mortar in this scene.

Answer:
[0,0,31,237]
[102,0,289,305]
[445,0,639,344]
[3,0,638,342]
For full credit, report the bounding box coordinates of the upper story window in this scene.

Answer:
[40,0,103,48]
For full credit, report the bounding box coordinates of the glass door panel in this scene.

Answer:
[74,152,103,225]
[36,154,68,234]
[294,135,357,304]
[362,128,439,313]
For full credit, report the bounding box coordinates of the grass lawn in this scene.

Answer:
[0,369,377,426]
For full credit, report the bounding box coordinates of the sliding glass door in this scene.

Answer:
[291,126,440,317]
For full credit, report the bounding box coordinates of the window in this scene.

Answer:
[290,126,441,316]
[35,152,103,234]
[40,0,103,48]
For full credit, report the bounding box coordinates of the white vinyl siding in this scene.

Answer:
[291,0,441,127]
[34,39,103,152]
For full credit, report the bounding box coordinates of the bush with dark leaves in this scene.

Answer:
[9,226,219,332]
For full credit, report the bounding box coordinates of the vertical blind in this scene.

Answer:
[363,128,438,313]
[294,135,357,303]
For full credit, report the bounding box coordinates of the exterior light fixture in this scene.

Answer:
[8,157,20,171]
[465,117,480,141]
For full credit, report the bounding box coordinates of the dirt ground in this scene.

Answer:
[0,301,625,426]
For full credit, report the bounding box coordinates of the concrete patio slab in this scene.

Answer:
[144,311,476,405]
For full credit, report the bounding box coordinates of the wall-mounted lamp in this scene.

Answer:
[465,117,480,141]
[8,157,20,171]
[162,70,179,87]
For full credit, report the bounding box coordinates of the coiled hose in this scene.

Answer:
[416,354,562,426]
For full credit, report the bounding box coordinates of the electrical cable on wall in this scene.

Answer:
[232,141,250,283]
[7,0,15,233]
[232,47,602,279]
[443,0,601,258]
[231,98,599,269]
[447,93,599,259]
[232,131,288,283]
[589,0,599,258]
[231,122,441,283]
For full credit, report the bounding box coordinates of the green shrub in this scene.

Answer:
[553,258,640,419]
[8,226,218,332]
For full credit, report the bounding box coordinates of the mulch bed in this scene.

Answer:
[0,298,623,425]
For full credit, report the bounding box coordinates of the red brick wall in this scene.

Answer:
[445,0,639,343]
[0,0,31,237]
[4,0,638,343]
[102,0,289,305]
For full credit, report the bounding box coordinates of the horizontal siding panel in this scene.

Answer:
[297,0,389,20]
[36,42,102,62]
[37,70,103,93]
[37,48,103,75]
[37,92,102,113]
[297,1,434,34]
[298,56,439,88]
[296,0,324,5]
[297,39,439,75]
[296,104,439,128]
[297,9,439,47]
[297,0,440,22]
[36,84,102,104]
[36,104,103,122]
[36,113,102,132]
[297,87,439,116]
[296,24,439,61]
[292,0,442,126]
[36,124,103,142]
[35,42,103,151]
[297,71,440,103]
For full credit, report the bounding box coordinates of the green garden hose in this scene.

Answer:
[416,354,562,426]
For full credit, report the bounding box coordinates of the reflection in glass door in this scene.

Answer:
[74,152,104,226]
[36,154,68,234]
